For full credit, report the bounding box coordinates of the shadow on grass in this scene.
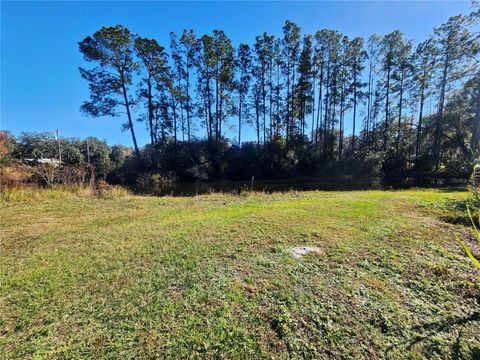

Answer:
[385,312,480,356]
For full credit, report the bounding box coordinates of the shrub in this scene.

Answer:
[95,180,129,199]
[0,165,34,186]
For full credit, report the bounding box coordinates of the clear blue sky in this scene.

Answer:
[1,1,472,146]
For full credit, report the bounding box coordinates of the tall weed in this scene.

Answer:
[456,206,480,271]
[0,184,129,203]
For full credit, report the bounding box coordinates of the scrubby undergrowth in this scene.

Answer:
[0,183,129,203]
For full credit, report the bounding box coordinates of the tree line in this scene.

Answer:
[79,5,478,168]
[0,133,128,183]
[2,5,478,189]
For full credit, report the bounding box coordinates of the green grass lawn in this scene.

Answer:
[1,189,479,359]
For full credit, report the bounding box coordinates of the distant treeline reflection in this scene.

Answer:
[141,175,466,196]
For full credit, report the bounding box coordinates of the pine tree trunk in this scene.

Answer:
[238,95,242,146]
[339,82,344,159]
[262,66,266,144]
[219,86,223,142]
[186,67,191,143]
[352,72,357,153]
[396,70,404,158]
[331,76,337,156]
[311,75,315,141]
[269,59,273,141]
[207,77,213,142]
[276,63,280,138]
[170,91,178,143]
[292,64,296,139]
[316,65,323,146]
[416,87,425,157]
[366,58,373,147]
[215,63,219,141]
[323,62,330,153]
[434,53,449,166]
[471,91,480,152]
[286,58,291,145]
[256,95,260,147]
[147,78,155,147]
[384,66,391,150]
[121,82,140,158]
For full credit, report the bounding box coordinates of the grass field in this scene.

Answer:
[1,189,479,359]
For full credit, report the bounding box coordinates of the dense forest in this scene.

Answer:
[1,5,479,190]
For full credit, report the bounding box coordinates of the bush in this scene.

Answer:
[95,180,129,199]
[0,165,34,186]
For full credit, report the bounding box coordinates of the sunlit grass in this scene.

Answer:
[1,189,479,358]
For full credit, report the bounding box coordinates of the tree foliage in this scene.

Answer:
[73,8,479,185]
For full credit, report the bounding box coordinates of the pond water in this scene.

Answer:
[139,176,466,196]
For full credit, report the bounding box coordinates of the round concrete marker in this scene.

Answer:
[289,246,322,259]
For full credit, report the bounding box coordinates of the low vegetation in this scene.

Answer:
[0,183,129,203]
[1,189,479,358]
